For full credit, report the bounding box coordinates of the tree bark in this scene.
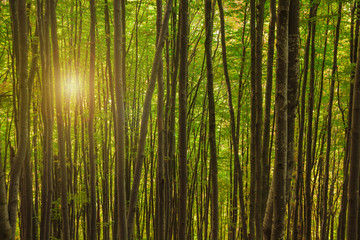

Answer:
[321,4,341,240]
[249,0,256,237]
[178,0,188,239]
[7,0,30,237]
[204,0,218,239]
[305,4,318,239]
[89,0,97,238]
[103,1,112,239]
[155,1,166,239]
[255,1,265,236]
[270,0,289,239]
[113,0,128,239]
[38,0,53,238]
[347,5,360,237]
[49,0,70,238]
[262,0,276,237]
[338,4,358,240]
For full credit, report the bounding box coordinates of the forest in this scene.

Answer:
[0,0,359,239]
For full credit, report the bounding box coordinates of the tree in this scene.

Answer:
[178,0,188,239]
[1,0,360,239]
[347,5,360,237]
[113,0,127,239]
[321,4,341,240]
[88,0,97,238]
[271,0,289,239]
[37,0,54,238]
[49,0,70,238]
[6,0,30,238]
[204,0,219,239]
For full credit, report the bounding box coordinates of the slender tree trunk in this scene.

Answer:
[38,0,53,237]
[89,0,97,238]
[347,7,360,238]
[262,0,276,237]
[270,0,289,239]
[255,1,265,236]
[249,0,256,237]
[7,0,30,237]
[292,5,313,239]
[114,0,128,239]
[0,141,11,239]
[305,4,318,239]
[204,0,218,239]
[320,4,341,240]
[178,0,188,239]
[155,1,166,239]
[262,0,276,225]
[286,0,300,237]
[338,4,358,240]
[49,0,70,238]
[103,1,112,239]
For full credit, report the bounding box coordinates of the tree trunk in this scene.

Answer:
[204,0,218,239]
[270,0,289,239]
[49,0,70,238]
[262,0,276,237]
[320,4,341,240]
[113,0,128,239]
[255,1,265,236]
[338,4,358,240]
[292,4,313,239]
[103,1,112,239]
[38,0,53,238]
[249,0,256,237]
[305,4,318,239]
[7,0,30,237]
[0,144,11,239]
[178,0,188,239]
[155,1,166,239]
[347,6,360,237]
[286,0,300,237]
[88,0,97,238]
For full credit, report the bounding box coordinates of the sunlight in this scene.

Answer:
[64,76,79,97]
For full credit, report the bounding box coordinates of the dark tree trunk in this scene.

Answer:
[155,1,166,239]
[271,0,289,239]
[254,1,265,236]
[286,0,300,237]
[103,1,112,239]
[347,5,360,237]
[249,0,256,237]
[113,0,128,239]
[204,0,218,239]
[178,0,188,239]
[7,0,30,237]
[88,0,97,238]
[338,4,358,240]
[305,4,318,239]
[49,0,70,238]
[321,4,341,240]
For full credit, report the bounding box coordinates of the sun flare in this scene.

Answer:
[64,77,79,97]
